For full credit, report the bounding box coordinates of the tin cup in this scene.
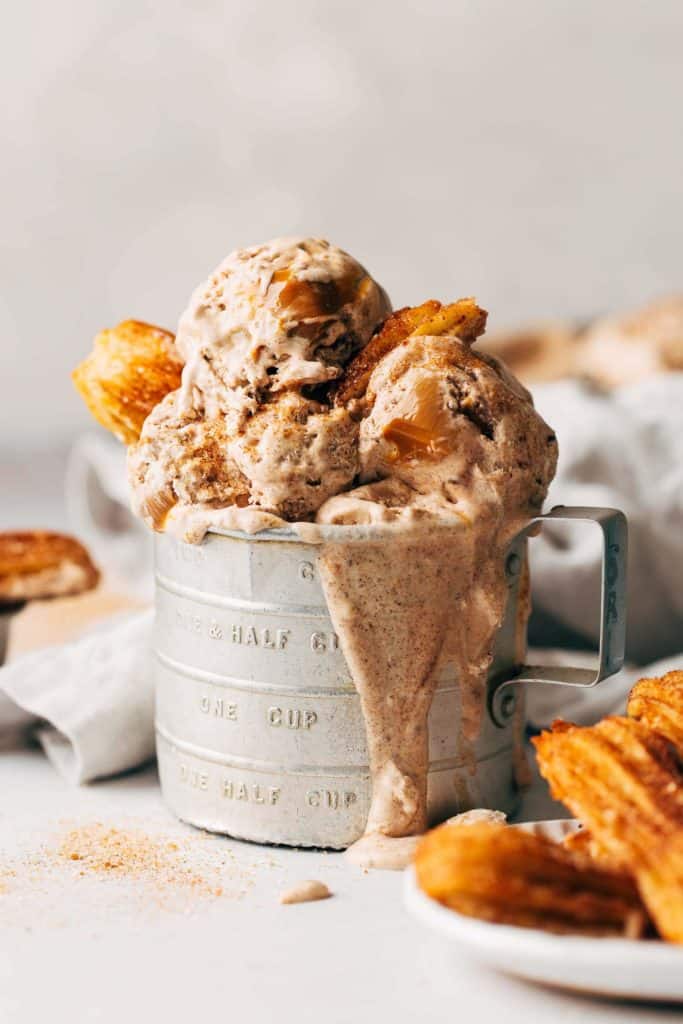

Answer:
[155,506,627,849]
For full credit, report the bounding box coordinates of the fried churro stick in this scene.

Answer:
[561,673,683,870]
[534,717,683,943]
[628,671,683,754]
[414,822,647,937]
[0,532,99,603]
[72,320,183,444]
[335,298,487,406]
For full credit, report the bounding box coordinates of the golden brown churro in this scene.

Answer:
[72,319,183,444]
[414,821,648,937]
[534,716,683,942]
[334,299,487,406]
[628,671,683,755]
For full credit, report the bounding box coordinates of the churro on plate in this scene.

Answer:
[414,821,648,937]
[414,670,683,946]
[534,716,683,943]
[627,671,683,754]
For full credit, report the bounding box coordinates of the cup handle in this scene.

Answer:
[489,505,628,728]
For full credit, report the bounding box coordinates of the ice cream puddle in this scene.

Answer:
[118,237,558,864]
[346,810,508,871]
[279,879,332,904]
[346,833,421,871]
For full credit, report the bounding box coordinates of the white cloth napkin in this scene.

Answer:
[0,611,154,782]
[531,373,683,663]
[0,373,680,783]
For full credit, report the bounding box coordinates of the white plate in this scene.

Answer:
[404,819,683,1002]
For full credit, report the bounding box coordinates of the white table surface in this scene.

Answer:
[1,747,679,1024]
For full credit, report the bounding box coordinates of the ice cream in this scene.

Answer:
[128,237,390,537]
[127,391,250,532]
[120,236,558,865]
[320,326,555,525]
[227,391,359,521]
[175,236,390,423]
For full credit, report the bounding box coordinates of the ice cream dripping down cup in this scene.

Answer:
[154,506,627,849]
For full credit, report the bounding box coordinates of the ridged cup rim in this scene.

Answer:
[202,516,470,545]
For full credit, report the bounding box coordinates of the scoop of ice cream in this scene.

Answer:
[126,237,390,539]
[227,392,359,521]
[318,313,557,527]
[360,335,556,511]
[176,237,391,424]
[127,391,249,532]
[577,295,683,389]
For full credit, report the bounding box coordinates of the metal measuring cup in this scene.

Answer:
[154,506,626,849]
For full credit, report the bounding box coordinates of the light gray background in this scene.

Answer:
[2,0,682,444]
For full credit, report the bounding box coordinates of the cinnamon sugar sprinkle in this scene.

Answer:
[56,823,227,898]
[0,821,262,921]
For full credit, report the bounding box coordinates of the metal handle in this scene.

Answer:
[489,505,628,727]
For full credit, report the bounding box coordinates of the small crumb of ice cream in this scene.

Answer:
[279,880,332,905]
[445,808,507,827]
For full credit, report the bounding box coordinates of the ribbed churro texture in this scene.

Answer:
[628,671,683,754]
[415,821,647,937]
[534,716,683,943]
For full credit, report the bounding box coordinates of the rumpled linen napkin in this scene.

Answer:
[531,374,683,664]
[0,611,154,782]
